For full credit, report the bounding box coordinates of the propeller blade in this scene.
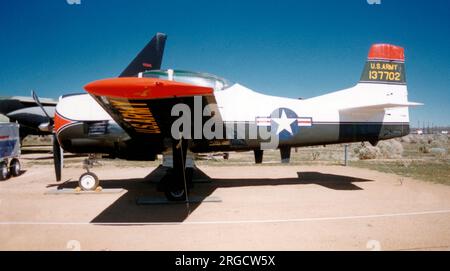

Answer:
[31,90,53,124]
[53,134,63,182]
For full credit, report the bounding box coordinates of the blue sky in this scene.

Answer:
[0,0,449,126]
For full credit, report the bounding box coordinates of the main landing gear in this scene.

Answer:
[159,138,193,201]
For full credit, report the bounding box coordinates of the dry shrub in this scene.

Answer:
[378,139,404,159]
[353,139,404,160]
[429,147,447,158]
[431,135,448,147]
[414,135,448,154]
[311,152,320,160]
[419,135,434,144]
[400,135,412,143]
[353,144,380,160]
[418,144,430,154]
[408,135,419,144]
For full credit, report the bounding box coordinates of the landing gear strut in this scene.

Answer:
[161,138,192,201]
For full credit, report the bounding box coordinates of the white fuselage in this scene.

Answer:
[215,82,410,124]
[57,82,410,125]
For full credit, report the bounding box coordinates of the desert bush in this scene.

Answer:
[424,135,435,144]
[431,135,448,148]
[409,135,419,144]
[400,135,412,143]
[429,147,447,158]
[311,152,320,160]
[353,139,403,160]
[378,139,404,159]
[418,144,430,154]
[353,144,380,160]
[22,135,52,146]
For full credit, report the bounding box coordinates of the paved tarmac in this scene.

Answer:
[1,163,449,250]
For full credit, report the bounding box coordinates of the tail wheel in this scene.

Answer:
[0,162,9,180]
[10,159,21,177]
[78,172,99,191]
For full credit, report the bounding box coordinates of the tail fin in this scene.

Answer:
[348,44,423,111]
[359,44,406,85]
[119,33,167,77]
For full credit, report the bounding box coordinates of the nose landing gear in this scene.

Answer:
[78,172,100,191]
[78,154,102,191]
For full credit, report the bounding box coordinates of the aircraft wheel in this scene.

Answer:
[164,188,187,202]
[10,159,21,177]
[78,172,99,191]
[0,162,10,180]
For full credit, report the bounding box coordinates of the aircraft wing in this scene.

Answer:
[0,96,57,115]
[0,96,57,138]
[340,102,423,112]
[84,77,220,140]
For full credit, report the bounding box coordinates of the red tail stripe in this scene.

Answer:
[368,44,405,62]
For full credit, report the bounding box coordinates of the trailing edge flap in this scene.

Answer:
[340,102,423,112]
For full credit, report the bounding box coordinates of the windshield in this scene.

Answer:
[142,70,234,91]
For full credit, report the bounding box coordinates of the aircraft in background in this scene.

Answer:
[51,35,421,201]
[0,95,57,140]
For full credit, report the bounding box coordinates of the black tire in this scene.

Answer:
[164,188,187,202]
[78,172,99,191]
[0,162,9,180]
[10,159,21,177]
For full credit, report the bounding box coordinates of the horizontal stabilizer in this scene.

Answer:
[340,102,423,112]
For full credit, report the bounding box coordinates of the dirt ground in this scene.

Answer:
[0,155,450,251]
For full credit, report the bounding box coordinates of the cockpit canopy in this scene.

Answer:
[142,70,234,91]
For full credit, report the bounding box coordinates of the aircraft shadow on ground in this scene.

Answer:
[22,154,85,160]
[51,166,374,224]
[20,149,52,155]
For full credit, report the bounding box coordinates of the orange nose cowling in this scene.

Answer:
[54,112,74,134]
